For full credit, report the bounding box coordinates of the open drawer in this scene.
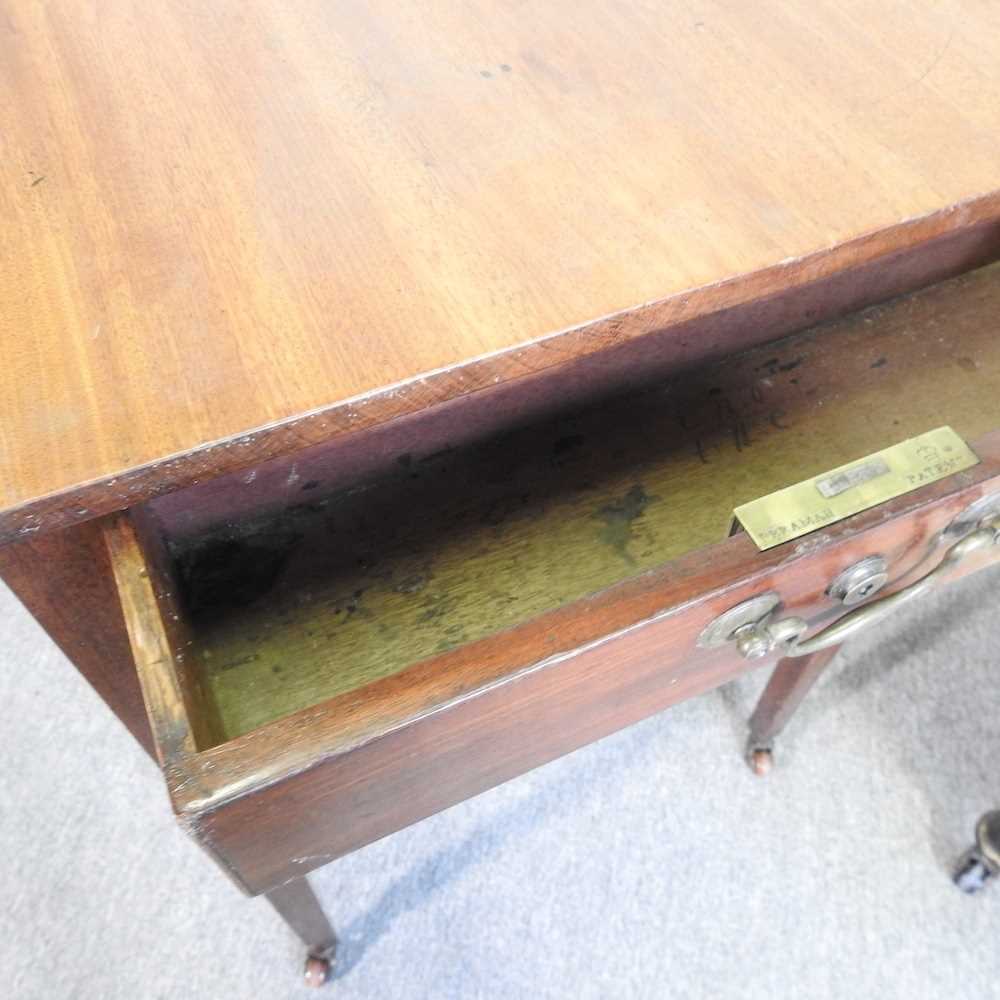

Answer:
[104,262,1000,895]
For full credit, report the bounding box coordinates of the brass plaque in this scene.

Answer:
[733,427,979,550]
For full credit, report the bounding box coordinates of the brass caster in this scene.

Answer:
[953,813,1000,893]
[954,850,993,894]
[304,954,331,988]
[748,747,773,777]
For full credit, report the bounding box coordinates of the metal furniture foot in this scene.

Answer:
[954,811,1000,894]
[266,876,338,987]
[745,645,842,775]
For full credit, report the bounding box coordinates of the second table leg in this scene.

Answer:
[266,875,338,987]
[746,645,843,776]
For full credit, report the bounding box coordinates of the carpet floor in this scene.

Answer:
[2,565,999,1000]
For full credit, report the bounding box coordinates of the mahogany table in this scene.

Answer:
[4,1,1000,986]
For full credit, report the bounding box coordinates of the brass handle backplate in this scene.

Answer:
[698,495,1000,661]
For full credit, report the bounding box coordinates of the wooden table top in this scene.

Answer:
[3,1,1000,537]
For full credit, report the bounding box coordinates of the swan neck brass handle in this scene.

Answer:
[718,514,1000,661]
[768,516,1000,658]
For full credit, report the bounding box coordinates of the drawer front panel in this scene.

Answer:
[179,454,1000,893]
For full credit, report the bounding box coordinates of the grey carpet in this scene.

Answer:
[2,565,999,1000]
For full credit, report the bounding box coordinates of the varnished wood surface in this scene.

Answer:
[104,513,221,762]
[5,1,1000,540]
[166,263,1000,742]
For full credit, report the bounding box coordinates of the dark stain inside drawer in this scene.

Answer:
[165,263,1000,741]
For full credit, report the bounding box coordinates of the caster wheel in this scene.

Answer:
[304,954,331,988]
[954,850,995,894]
[748,747,773,777]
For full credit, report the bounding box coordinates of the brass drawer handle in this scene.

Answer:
[699,505,1000,661]
[791,516,998,653]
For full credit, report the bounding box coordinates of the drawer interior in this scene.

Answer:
[139,262,1000,747]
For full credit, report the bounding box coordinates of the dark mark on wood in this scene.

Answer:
[595,484,656,564]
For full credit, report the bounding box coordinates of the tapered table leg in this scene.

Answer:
[266,876,338,987]
[745,644,842,775]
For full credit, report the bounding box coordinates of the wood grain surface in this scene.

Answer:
[167,262,1000,741]
[5,1,1000,539]
[105,511,222,759]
